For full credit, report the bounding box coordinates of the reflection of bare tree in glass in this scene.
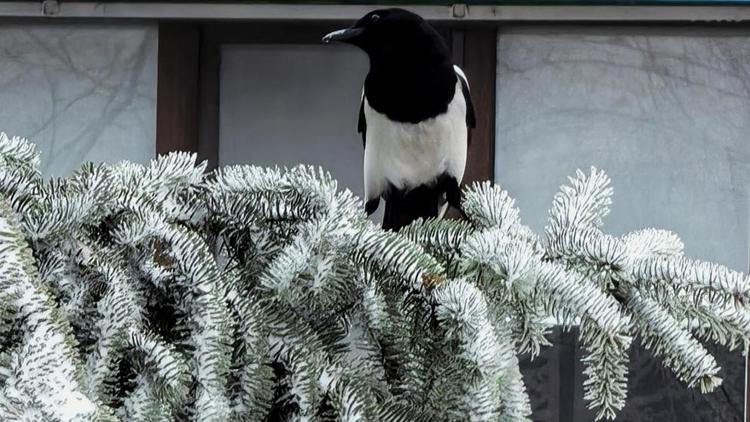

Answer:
[498,33,750,140]
[0,25,155,175]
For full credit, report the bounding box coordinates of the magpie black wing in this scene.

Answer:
[358,89,367,147]
[454,65,476,130]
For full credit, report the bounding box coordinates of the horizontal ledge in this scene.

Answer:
[2,2,750,21]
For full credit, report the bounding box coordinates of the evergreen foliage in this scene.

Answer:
[0,132,747,421]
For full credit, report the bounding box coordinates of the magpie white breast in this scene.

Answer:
[323,8,475,231]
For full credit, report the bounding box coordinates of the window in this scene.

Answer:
[0,23,157,176]
[219,43,368,198]
[496,25,749,420]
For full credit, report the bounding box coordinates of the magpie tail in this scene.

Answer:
[381,175,462,231]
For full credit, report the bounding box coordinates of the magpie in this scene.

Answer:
[323,8,475,231]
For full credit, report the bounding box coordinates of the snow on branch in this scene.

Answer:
[0,134,747,421]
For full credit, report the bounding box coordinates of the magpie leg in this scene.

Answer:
[365,198,379,215]
[453,203,468,220]
[444,176,467,220]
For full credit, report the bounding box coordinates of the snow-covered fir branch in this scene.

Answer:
[0,133,747,421]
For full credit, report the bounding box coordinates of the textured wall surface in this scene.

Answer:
[496,27,748,421]
[0,24,158,176]
[496,27,750,272]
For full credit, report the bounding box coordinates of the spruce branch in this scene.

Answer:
[351,225,444,291]
[0,200,100,420]
[434,279,531,421]
[463,181,522,233]
[0,134,748,422]
[626,291,721,392]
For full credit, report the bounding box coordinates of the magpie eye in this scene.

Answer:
[371,14,380,22]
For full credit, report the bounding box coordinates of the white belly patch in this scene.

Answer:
[363,81,468,201]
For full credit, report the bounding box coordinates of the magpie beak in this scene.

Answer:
[322,27,364,43]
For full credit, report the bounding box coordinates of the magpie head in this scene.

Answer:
[323,8,449,65]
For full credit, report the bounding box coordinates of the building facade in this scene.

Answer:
[0,1,747,420]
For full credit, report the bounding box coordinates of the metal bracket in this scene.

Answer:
[451,3,468,19]
[41,0,60,16]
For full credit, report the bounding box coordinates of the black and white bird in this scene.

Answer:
[323,8,475,231]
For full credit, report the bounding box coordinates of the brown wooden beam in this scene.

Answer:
[460,26,497,184]
[196,26,221,169]
[156,23,201,156]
